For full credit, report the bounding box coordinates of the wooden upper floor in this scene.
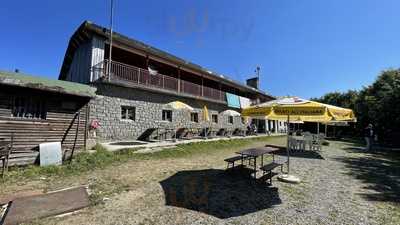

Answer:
[59,21,274,104]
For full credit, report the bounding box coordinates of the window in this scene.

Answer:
[212,114,218,123]
[12,96,46,119]
[228,116,234,124]
[121,106,135,121]
[162,110,172,122]
[190,112,199,123]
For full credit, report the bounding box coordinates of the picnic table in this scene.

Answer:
[236,146,280,179]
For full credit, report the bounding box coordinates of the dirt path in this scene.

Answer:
[2,137,398,225]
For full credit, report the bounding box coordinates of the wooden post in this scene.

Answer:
[84,104,89,151]
[201,76,204,96]
[178,67,181,92]
[287,115,290,174]
[219,83,222,100]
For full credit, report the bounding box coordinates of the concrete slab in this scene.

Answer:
[102,134,286,152]
[2,186,89,225]
[0,190,43,204]
[277,174,301,184]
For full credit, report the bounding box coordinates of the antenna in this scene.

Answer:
[255,66,260,89]
[107,0,115,81]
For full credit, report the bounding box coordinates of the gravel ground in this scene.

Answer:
[5,137,399,225]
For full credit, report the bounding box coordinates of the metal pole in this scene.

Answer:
[317,122,320,134]
[107,0,115,82]
[325,124,328,137]
[69,112,80,163]
[287,115,290,174]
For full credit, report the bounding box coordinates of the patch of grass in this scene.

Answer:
[135,136,286,160]
[3,136,285,184]
[4,144,140,183]
[88,178,131,205]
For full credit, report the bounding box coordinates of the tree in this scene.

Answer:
[312,69,400,146]
[356,69,400,146]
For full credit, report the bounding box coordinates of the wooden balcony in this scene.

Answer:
[92,60,227,103]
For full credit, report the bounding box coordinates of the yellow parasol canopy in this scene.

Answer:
[242,97,356,122]
[165,101,194,111]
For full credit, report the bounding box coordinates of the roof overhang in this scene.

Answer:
[0,70,96,98]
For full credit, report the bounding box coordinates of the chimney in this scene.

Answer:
[246,77,259,89]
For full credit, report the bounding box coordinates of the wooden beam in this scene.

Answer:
[201,76,204,96]
[177,67,181,92]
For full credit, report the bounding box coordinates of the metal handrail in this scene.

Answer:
[93,60,227,102]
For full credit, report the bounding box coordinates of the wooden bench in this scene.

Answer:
[224,155,254,169]
[260,162,284,184]
[224,156,244,169]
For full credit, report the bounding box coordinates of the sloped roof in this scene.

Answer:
[59,21,275,100]
[0,70,96,98]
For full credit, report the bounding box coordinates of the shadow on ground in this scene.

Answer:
[264,144,325,160]
[160,168,281,219]
[274,149,325,160]
[336,146,400,203]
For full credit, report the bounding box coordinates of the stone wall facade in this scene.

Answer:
[88,83,247,141]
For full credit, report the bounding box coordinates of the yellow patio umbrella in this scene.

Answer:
[242,97,356,122]
[165,101,193,141]
[241,97,356,182]
[165,101,194,111]
[202,105,211,139]
[202,105,210,122]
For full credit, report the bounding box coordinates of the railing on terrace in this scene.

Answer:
[92,60,226,102]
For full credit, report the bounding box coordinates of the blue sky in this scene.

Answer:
[0,0,399,98]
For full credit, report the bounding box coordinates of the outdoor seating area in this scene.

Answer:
[288,132,325,152]
[151,124,254,142]
[224,146,287,185]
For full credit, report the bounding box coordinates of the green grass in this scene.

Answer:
[2,136,285,184]
[135,136,285,160]
[4,144,140,182]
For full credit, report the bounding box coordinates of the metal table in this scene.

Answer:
[236,146,280,179]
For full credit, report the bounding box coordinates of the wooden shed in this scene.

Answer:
[0,70,96,165]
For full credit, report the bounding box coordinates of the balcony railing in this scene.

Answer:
[92,60,226,102]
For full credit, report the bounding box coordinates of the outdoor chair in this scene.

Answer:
[303,133,314,150]
[232,128,240,136]
[217,128,226,137]
[288,136,301,152]
[156,128,169,141]
[0,133,14,178]
[175,128,188,139]
[311,135,322,151]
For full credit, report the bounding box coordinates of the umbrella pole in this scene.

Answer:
[317,122,320,134]
[287,115,290,174]
[325,124,328,137]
